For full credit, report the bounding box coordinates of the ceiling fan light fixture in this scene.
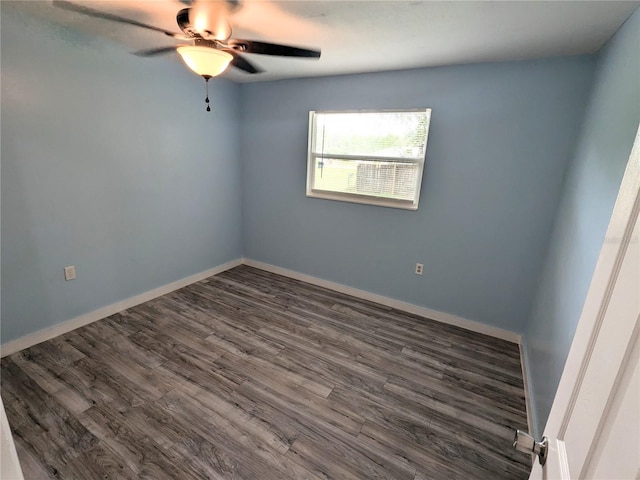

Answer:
[177,46,232,78]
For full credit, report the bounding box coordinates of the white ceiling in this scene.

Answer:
[9,0,640,82]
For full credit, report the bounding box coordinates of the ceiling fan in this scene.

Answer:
[53,0,321,110]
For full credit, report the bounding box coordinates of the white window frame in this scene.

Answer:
[306,108,431,210]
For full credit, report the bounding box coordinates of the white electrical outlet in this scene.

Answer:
[415,263,424,275]
[64,265,76,281]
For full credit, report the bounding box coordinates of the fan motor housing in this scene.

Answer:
[177,8,196,37]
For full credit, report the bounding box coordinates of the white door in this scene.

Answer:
[1,396,24,480]
[529,125,640,480]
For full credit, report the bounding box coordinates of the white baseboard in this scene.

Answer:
[0,258,243,357]
[1,256,522,358]
[242,258,521,344]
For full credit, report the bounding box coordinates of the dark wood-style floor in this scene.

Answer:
[1,265,531,479]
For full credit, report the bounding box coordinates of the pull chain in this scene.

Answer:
[205,78,211,112]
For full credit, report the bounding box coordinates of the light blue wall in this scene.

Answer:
[1,4,242,343]
[524,7,640,437]
[240,57,596,333]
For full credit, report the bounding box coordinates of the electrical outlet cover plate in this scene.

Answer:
[415,263,423,275]
[64,265,76,281]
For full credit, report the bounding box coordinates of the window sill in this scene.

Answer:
[307,189,419,210]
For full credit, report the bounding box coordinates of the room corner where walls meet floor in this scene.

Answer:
[1,257,533,437]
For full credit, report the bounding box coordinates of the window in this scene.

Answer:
[306,109,431,210]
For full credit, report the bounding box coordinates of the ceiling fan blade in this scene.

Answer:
[132,46,177,57]
[224,50,262,74]
[228,39,320,58]
[52,1,182,38]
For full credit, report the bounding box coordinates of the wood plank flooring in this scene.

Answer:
[1,265,532,479]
